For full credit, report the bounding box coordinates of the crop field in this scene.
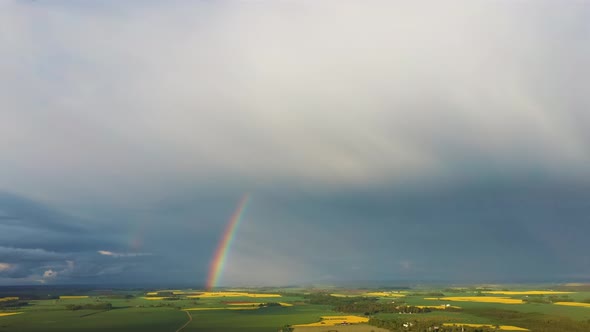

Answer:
[0,313,22,317]
[293,315,369,327]
[442,323,529,331]
[554,302,590,308]
[1,285,589,331]
[424,296,524,304]
[293,324,390,332]
[482,291,573,295]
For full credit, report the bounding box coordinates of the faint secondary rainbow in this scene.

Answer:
[206,194,250,290]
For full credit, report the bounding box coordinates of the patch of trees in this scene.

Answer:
[65,303,113,311]
[523,295,573,304]
[303,293,431,315]
[408,292,445,297]
[305,293,379,305]
[278,292,306,297]
[147,303,182,309]
[442,288,464,293]
[260,302,282,307]
[369,318,496,332]
[338,303,431,315]
[101,294,135,299]
[0,299,28,308]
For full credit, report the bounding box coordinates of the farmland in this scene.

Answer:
[0,285,590,331]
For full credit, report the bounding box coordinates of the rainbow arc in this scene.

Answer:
[206,194,250,290]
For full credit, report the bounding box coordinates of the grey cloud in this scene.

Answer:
[0,246,65,263]
[0,1,589,204]
[1,1,589,285]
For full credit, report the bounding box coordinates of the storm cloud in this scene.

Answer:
[1,0,589,285]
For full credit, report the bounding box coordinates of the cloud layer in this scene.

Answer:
[1,0,589,285]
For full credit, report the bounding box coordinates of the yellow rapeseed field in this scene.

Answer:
[279,302,294,307]
[293,316,369,327]
[145,292,158,296]
[0,297,18,302]
[425,297,523,304]
[187,292,281,298]
[0,312,23,317]
[554,302,590,308]
[59,296,89,299]
[443,323,529,331]
[483,291,573,295]
[142,297,166,300]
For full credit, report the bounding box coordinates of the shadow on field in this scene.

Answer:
[79,306,131,318]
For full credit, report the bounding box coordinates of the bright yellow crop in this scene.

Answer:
[293,315,369,327]
[0,297,18,302]
[484,291,573,295]
[0,313,23,317]
[554,302,590,308]
[425,296,523,304]
[443,323,528,331]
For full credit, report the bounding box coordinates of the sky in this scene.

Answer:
[1,0,589,286]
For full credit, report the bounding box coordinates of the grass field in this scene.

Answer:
[1,286,589,331]
[293,324,390,332]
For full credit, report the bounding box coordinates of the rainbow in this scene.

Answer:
[206,194,250,290]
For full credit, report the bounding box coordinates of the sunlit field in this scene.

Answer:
[554,302,590,308]
[2,285,590,331]
[482,291,573,295]
[187,292,282,298]
[293,315,369,327]
[442,323,529,331]
[424,297,524,304]
[0,313,23,317]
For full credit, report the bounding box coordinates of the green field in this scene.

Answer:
[1,285,590,331]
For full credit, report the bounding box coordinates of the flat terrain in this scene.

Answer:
[293,324,390,332]
[1,285,589,331]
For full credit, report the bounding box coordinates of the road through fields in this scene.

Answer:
[175,310,192,332]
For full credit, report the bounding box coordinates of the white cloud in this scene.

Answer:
[43,269,58,279]
[98,250,150,258]
[0,263,13,272]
